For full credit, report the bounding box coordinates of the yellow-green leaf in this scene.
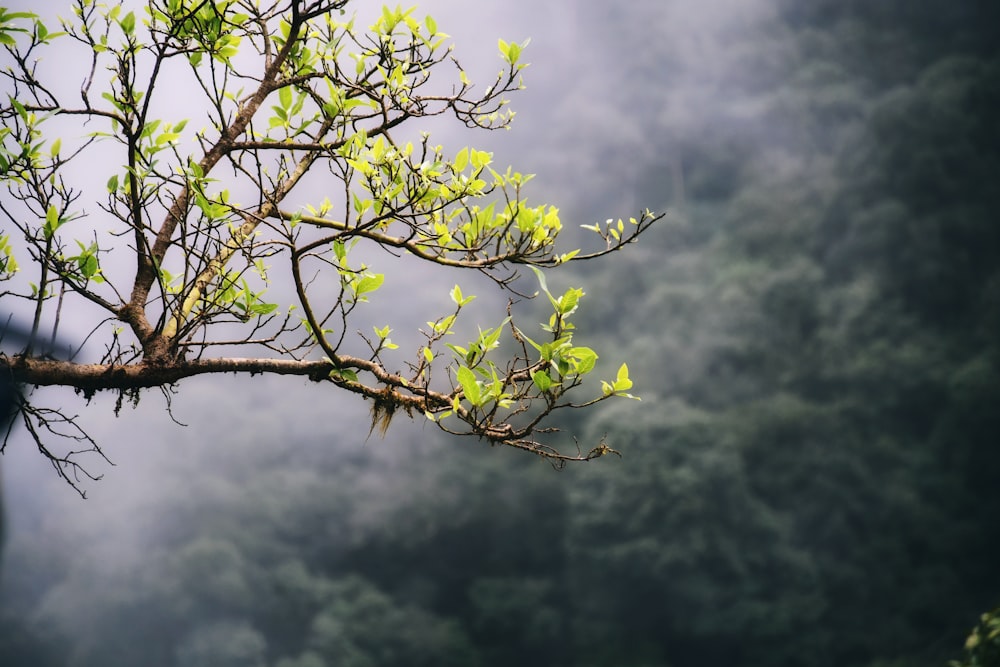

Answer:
[457,366,481,406]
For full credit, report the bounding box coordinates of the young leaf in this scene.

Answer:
[450,283,475,306]
[453,147,469,173]
[613,363,633,391]
[430,314,456,335]
[332,240,347,262]
[329,368,359,383]
[457,366,481,406]
[569,346,598,374]
[532,369,553,392]
[529,265,560,311]
[354,272,384,297]
[43,204,60,238]
[120,11,136,35]
[507,41,521,65]
[557,287,584,315]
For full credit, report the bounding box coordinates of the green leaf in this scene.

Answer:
[332,239,347,262]
[613,363,633,391]
[529,264,549,295]
[557,287,584,315]
[329,368,359,383]
[532,369,553,392]
[249,302,278,315]
[120,10,136,35]
[453,147,469,172]
[450,283,475,306]
[43,204,60,238]
[558,249,580,264]
[569,346,598,374]
[354,272,384,297]
[430,314,456,335]
[140,119,161,139]
[478,318,508,353]
[515,327,542,353]
[380,5,396,31]
[470,149,491,170]
[0,234,18,276]
[507,41,521,64]
[457,366,481,406]
[0,11,37,21]
[10,98,27,122]
[529,265,560,311]
[80,253,98,279]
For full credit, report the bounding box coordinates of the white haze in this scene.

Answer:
[0,0,780,637]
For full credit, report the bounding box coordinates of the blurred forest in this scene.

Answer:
[2,0,999,666]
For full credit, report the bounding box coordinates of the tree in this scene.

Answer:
[0,0,658,492]
[949,607,1000,667]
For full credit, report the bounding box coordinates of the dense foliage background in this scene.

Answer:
[2,1,998,665]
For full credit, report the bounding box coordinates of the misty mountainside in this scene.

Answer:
[2,1,999,667]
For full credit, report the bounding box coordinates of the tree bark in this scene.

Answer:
[0,356,334,393]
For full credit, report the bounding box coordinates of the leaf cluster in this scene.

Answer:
[0,0,660,488]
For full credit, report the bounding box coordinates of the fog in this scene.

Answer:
[0,0,689,616]
[2,1,998,666]
[0,0,705,496]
